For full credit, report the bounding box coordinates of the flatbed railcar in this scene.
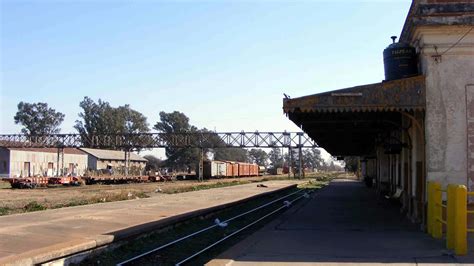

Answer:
[3,176,81,189]
[2,174,166,188]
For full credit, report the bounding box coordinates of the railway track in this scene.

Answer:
[109,187,313,266]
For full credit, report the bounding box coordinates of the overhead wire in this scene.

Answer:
[439,27,473,56]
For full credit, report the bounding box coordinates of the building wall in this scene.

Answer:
[0,149,10,178]
[412,26,474,190]
[6,150,88,177]
[87,156,98,171]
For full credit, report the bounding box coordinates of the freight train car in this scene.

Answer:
[203,160,228,178]
[228,162,239,177]
[238,163,249,176]
[202,160,259,179]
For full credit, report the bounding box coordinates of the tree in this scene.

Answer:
[116,105,149,134]
[192,128,250,162]
[154,111,195,133]
[143,155,162,171]
[74,97,150,149]
[268,147,284,168]
[214,148,249,162]
[154,111,199,171]
[344,156,359,173]
[303,148,323,169]
[248,149,268,167]
[14,102,65,135]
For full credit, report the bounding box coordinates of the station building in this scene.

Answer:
[284,0,474,223]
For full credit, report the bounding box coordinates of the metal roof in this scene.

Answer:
[5,147,86,155]
[283,76,426,156]
[283,75,425,114]
[79,148,147,162]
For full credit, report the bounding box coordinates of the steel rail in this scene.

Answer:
[175,192,309,266]
[116,188,304,266]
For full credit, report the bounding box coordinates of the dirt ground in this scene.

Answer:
[0,173,337,216]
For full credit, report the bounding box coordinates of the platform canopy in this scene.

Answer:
[283,75,426,156]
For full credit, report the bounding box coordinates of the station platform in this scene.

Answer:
[0,180,302,265]
[209,179,473,265]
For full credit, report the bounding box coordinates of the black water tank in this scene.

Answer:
[383,36,418,81]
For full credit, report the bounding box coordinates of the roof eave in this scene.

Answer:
[283,75,426,114]
[400,1,474,43]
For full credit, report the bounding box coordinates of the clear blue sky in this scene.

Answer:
[1,0,411,136]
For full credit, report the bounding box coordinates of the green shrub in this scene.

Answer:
[0,207,11,216]
[24,201,47,212]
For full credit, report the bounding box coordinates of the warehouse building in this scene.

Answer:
[79,148,147,175]
[283,0,474,223]
[0,147,88,178]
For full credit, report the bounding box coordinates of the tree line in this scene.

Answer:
[13,99,340,172]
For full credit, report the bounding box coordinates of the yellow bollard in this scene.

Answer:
[432,182,443,239]
[427,182,434,235]
[446,184,456,249]
[453,185,467,256]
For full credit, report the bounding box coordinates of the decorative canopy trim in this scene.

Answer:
[283,75,425,114]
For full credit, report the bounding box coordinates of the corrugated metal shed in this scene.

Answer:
[79,148,147,162]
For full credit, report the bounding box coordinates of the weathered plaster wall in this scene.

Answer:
[413,26,474,189]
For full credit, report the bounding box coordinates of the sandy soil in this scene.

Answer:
[0,175,295,214]
[0,172,344,215]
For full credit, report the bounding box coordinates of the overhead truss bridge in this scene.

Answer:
[0,132,318,149]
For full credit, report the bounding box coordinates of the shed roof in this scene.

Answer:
[6,147,85,155]
[79,148,147,162]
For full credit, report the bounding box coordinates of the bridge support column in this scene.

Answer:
[57,147,64,177]
[288,147,292,178]
[298,133,303,179]
[199,148,204,182]
[124,150,130,176]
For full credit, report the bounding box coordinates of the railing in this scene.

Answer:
[427,181,468,255]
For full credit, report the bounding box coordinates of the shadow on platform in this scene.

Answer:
[210,180,472,265]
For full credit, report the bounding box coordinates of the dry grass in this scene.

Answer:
[0,172,341,216]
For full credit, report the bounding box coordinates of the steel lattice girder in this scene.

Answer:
[0,132,318,149]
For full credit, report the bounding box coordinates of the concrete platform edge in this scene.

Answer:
[0,183,298,266]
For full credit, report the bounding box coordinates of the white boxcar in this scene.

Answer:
[203,160,227,178]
